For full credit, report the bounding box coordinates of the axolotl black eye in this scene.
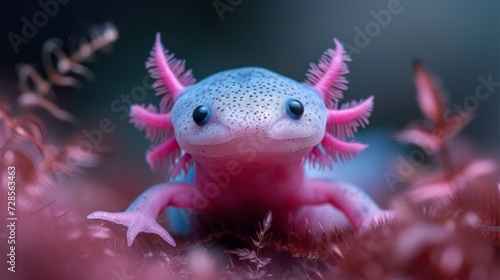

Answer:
[193,105,211,126]
[286,99,304,120]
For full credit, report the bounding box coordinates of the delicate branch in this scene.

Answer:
[16,22,118,123]
[226,211,274,279]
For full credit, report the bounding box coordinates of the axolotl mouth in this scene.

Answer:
[180,138,318,169]
[175,115,324,159]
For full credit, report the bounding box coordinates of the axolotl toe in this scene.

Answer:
[88,33,385,247]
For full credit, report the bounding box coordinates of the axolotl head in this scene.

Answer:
[172,67,326,164]
[130,34,373,174]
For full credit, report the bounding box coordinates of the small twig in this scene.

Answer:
[226,211,274,279]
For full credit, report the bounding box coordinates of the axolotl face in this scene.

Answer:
[171,67,327,165]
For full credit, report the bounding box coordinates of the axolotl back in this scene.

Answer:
[88,33,386,247]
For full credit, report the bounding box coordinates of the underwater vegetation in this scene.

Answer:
[0,22,499,280]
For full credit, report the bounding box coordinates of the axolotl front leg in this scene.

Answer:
[297,179,383,228]
[88,183,196,246]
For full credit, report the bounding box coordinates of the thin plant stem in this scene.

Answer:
[439,143,455,175]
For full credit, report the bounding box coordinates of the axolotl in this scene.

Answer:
[88,34,385,247]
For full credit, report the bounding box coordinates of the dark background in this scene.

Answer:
[0,0,498,200]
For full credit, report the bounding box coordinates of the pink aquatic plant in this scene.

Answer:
[0,23,118,280]
[395,60,498,203]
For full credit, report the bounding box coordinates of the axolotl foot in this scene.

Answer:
[87,210,176,247]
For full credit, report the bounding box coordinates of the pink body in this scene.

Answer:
[88,34,383,246]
